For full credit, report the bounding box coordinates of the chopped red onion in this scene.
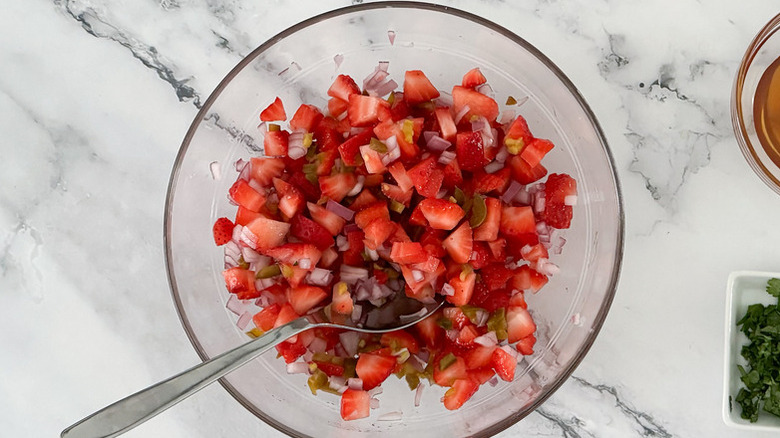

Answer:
[303,350,314,362]
[483,161,504,174]
[536,221,549,236]
[298,258,312,270]
[326,200,355,221]
[370,79,398,98]
[488,375,499,387]
[550,234,566,255]
[409,354,427,372]
[240,245,262,263]
[476,83,494,98]
[287,131,307,160]
[534,194,546,214]
[446,329,459,341]
[368,387,384,397]
[380,135,401,165]
[255,295,271,308]
[434,90,453,107]
[571,312,582,326]
[363,67,390,92]
[307,268,333,286]
[494,145,509,164]
[341,266,369,284]
[236,311,252,330]
[474,309,489,327]
[473,331,498,347]
[308,337,328,353]
[534,258,560,276]
[336,235,349,251]
[209,161,221,180]
[378,61,390,72]
[411,269,424,282]
[414,382,425,406]
[435,188,448,199]
[346,175,364,197]
[351,303,363,322]
[370,398,380,409]
[440,283,455,296]
[334,54,344,69]
[224,240,241,260]
[471,117,488,132]
[248,179,264,194]
[438,150,456,165]
[286,362,310,375]
[224,254,239,269]
[378,411,403,421]
[564,195,578,206]
[498,109,516,125]
[502,181,523,204]
[255,276,276,291]
[347,377,364,390]
[387,30,396,45]
[239,224,258,249]
[226,294,244,316]
[339,331,361,357]
[249,255,272,273]
[515,188,532,205]
[366,247,379,261]
[501,344,519,359]
[454,104,471,124]
[426,134,452,152]
[516,95,529,106]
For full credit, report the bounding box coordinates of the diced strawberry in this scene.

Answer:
[243,216,291,251]
[543,173,577,229]
[506,306,536,343]
[306,202,345,236]
[516,334,536,355]
[520,243,548,263]
[328,97,349,118]
[499,206,536,237]
[289,171,321,201]
[263,129,289,158]
[403,70,440,104]
[469,282,509,312]
[433,354,468,387]
[281,264,310,289]
[273,177,305,219]
[212,217,234,246]
[443,222,473,264]
[286,285,328,315]
[342,230,365,266]
[356,351,397,390]
[442,158,464,189]
[380,330,420,354]
[411,254,441,273]
[418,198,465,230]
[313,116,343,151]
[404,282,435,303]
[363,174,384,188]
[509,291,528,309]
[461,68,487,89]
[229,179,266,212]
[354,202,390,230]
[259,96,287,122]
[447,269,476,306]
[234,206,262,227]
[390,241,428,264]
[457,325,479,345]
[510,264,548,293]
[508,154,547,185]
[290,214,334,250]
[473,168,510,194]
[473,197,501,241]
[389,93,411,120]
[491,347,516,381]
[340,389,370,421]
[381,183,412,206]
[408,204,428,227]
[389,223,412,244]
[434,107,457,142]
[289,104,323,132]
[349,189,379,211]
[222,267,257,297]
[313,360,345,377]
[252,303,281,331]
[362,218,395,250]
[274,302,300,330]
[442,306,471,330]
[442,378,479,410]
[503,115,533,154]
[319,173,358,202]
[250,157,285,186]
[348,94,390,127]
[414,310,442,348]
[468,241,491,269]
[338,128,374,166]
[468,367,496,385]
[407,156,443,198]
[275,336,306,362]
[464,345,497,369]
[480,263,515,291]
[520,138,554,168]
[452,85,499,122]
[486,238,506,260]
[328,74,361,102]
[455,131,487,172]
[331,282,354,315]
[359,145,386,174]
[264,243,322,268]
[383,162,412,193]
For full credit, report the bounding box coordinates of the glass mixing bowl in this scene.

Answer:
[164,2,624,436]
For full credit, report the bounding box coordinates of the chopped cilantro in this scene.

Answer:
[735,278,780,422]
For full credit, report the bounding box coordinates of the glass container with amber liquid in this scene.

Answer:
[754,56,780,168]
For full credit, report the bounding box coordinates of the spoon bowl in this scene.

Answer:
[61,293,443,438]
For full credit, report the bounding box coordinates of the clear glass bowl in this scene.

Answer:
[733,13,780,195]
[164,2,624,437]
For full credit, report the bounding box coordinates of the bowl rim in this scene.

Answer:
[731,13,780,196]
[163,2,625,436]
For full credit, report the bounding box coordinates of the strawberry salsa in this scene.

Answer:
[213,64,577,420]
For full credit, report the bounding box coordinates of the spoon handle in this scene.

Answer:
[61,317,314,438]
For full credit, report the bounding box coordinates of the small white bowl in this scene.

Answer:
[723,271,780,430]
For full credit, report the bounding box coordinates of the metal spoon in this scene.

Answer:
[61,292,444,438]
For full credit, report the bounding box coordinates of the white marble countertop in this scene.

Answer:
[3,0,780,437]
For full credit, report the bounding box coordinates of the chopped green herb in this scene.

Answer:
[734,278,780,422]
[256,264,281,279]
[439,353,457,371]
[370,137,388,153]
